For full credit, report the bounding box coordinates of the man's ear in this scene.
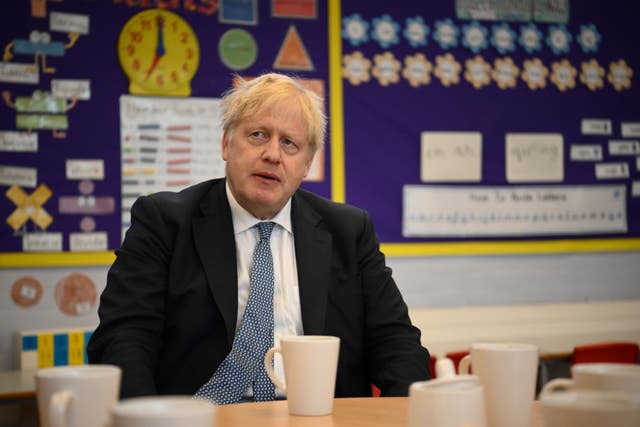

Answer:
[222,131,230,161]
[303,153,315,178]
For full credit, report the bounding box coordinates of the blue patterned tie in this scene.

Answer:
[194,221,276,404]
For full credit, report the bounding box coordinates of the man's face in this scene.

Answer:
[223,103,314,219]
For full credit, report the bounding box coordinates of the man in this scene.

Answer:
[88,73,430,402]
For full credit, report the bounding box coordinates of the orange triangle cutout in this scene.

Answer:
[273,25,314,71]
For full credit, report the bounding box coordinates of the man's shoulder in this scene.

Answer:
[294,188,365,221]
[146,179,222,204]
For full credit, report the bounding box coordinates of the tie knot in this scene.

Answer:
[257,221,275,241]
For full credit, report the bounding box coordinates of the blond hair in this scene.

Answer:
[220,73,326,154]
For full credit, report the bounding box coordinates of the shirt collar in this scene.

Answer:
[225,180,292,235]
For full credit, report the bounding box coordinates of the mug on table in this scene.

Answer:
[112,396,216,427]
[541,362,640,395]
[458,342,538,427]
[264,335,340,416]
[35,364,121,427]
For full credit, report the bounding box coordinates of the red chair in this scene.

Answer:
[445,350,470,373]
[571,341,639,365]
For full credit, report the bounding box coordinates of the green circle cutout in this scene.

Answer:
[218,29,258,71]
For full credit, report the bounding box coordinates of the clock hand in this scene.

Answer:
[144,14,166,81]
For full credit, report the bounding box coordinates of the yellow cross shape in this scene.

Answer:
[6,184,53,231]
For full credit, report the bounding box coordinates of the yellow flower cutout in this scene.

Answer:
[492,57,519,89]
[521,58,549,90]
[402,53,433,88]
[342,51,372,86]
[580,59,605,91]
[372,51,401,86]
[607,59,633,91]
[550,59,577,92]
[464,55,491,89]
[434,53,462,87]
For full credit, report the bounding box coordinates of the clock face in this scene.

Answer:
[117,9,200,96]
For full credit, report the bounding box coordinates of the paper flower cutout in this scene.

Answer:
[491,23,516,54]
[550,59,577,91]
[579,59,605,91]
[404,16,429,48]
[546,24,572,55]
[342,51,371,85]
[521,58,549,90]
[371,14,400,48]
[372,51,401,86]
[608,59,633,91]
[519,23,542,54]
[576,24,601,53]
[464,55,492,89]
[462,21,488,53]
[492,57,519,89]
[342,13,369,46]
[434,53,462,87]
[433,18,459,49]
[402,53,433,87]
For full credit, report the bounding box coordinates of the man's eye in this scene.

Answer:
[248,131,267,144]
[281,139,299,154]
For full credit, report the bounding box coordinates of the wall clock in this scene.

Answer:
[117,8,200,96]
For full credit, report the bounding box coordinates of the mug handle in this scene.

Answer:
[458,354,472,374]
[540,378,574,395]
[264,347,286,391]
[49,390,73,427]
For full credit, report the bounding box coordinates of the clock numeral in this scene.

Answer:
[171,71,179,83]
[129,31,143,43]
[186,48,194,59]
[171,20,178,33]
[127,44,135,56]
[132,59,140,71]
[182,63,189,73]
[180,32,189,44]
[140,19,152,31]
[156,74,165,86]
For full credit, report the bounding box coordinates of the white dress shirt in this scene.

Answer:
[225,181,303,397]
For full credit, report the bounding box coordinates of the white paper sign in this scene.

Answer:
[506,133,564,182]
[595,162,629,179]
[66,159,104,180]
[50,11,90,34]
[420,132,482,182]
[0,165,37,187]
[0,131,38,152]
[69,232,108,251]
[403,185,627,237]
[0,62,39,84]
[23,233,63,252]
[570,144,602,161]
[632,181,640,197]
[51,79,91,100]
[621,122,640,138]
[581,118,612,135]
[609,140,640,155]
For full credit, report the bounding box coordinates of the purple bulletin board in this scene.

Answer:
[0,0,329,258]
[339,1,640,254]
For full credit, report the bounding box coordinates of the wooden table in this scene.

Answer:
[0,370,36,400]
[216,397,542,427]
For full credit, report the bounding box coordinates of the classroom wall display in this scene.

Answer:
[0,0,329,259]
[339,1,640,254]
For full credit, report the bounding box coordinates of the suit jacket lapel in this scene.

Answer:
[192,180,238,348]
[292,193,332,335]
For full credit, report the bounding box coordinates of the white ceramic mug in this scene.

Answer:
[112,396,216,427]
[540,388,640,427]
[264,335,340,416]
[408,358,487,427]
[459,343,538,427]
[35,364,121,427]
[541,362,640,395]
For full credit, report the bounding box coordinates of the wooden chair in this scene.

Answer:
[571,341,640,365]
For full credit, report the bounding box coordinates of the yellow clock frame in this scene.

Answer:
[117,9,200,96]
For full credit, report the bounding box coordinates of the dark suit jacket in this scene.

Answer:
[88,178,430,398]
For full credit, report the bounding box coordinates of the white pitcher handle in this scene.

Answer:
[458,354,472,374]
[49,390,73,427]
[264,347,286,391]
[540,378,574,395]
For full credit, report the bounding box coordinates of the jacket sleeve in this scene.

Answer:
[358,211,431,395]
[87,195,173,397]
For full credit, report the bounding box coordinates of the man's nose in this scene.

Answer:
[262,136,281,162]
